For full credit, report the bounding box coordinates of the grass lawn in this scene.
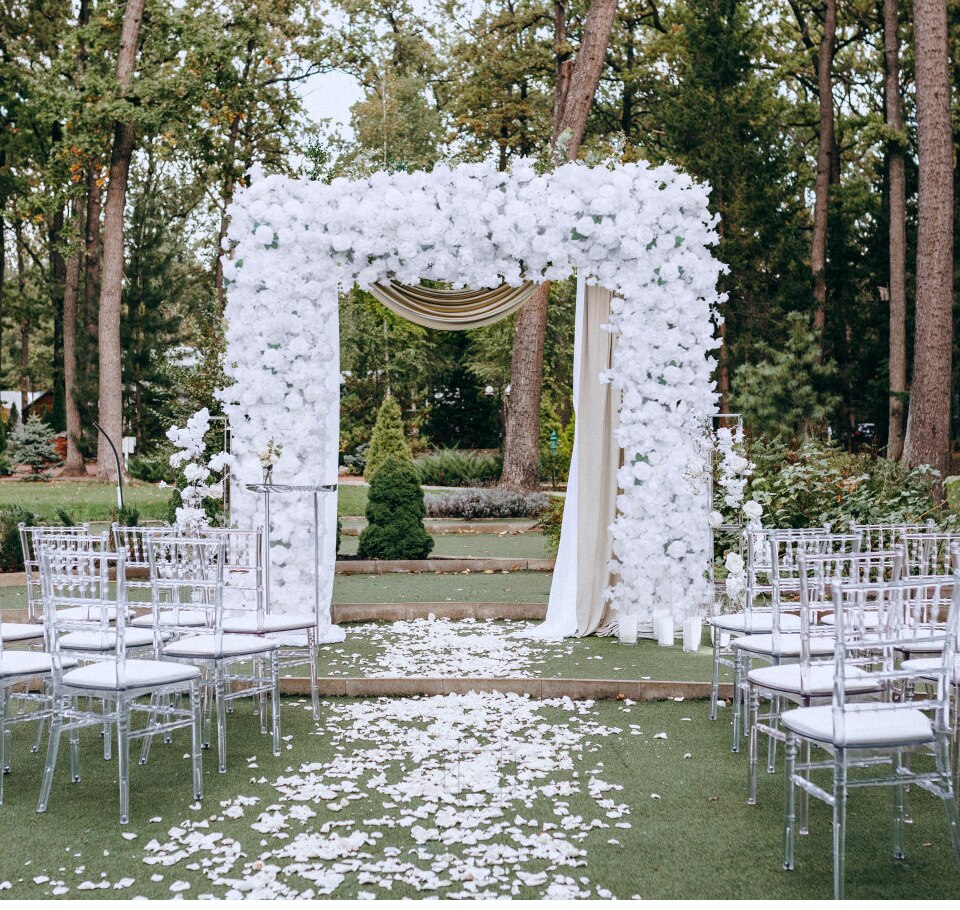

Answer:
[338,531,552,559]
[331,570,552,604]
[0,695,954,899]
[0,479,171,522]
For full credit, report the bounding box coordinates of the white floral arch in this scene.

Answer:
[219,159,724,641]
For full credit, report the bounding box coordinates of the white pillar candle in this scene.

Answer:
[683,617,702,652]
[619,613,639,645]
[656,611,674,647]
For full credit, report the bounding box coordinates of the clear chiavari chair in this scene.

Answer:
[781,576,960,899]
[35,545,203,824]
[729,531,862,754]
[146,533,281,773]
[18,522,92,623]
[709,527,833,721]
[205,527,323,719]
[746,548,900,807]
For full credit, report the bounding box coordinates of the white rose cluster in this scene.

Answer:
[220,158,724,624]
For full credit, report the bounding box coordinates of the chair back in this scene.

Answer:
[829,576,959,745]
[200,528,263,622]
[145,534,225,644]
[19,523,92,620]
[899,531,960,577]
[38,545,130,686]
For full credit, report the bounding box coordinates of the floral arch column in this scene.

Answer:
[220,160,724,640]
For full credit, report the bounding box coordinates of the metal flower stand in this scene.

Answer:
[245,482,339,635]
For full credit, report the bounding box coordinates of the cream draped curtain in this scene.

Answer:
[369,280,538,331]
[521,279,621,639]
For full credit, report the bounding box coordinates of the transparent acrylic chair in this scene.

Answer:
[729,530,859,753]
[19,523,92,622]
[36,545,203,824]
[709,525,831,723]
[204,527,323,718]
[0,608,78,805]
[146,533,281,773]
[746,548,900,807]
[781,576,960,899]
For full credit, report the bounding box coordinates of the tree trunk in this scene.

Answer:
[63,203,86,476]
[903,0,954,478]
[49,132,67,433]
[14,216,29,416]
[884,0,908,459]
[96,0,146,482]
[500,0,618,492]
[83,164,102,341]
[811,0,836,335]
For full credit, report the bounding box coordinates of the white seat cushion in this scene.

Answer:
[748,662,879,697]
[0,622,45,643]
[163,633,279,659]
[897,637,945,658]
[62,659,200,692]
[56,606,129,622]
[819,610,882,629]
[131,609,209,629]
[781,704,933,748]
[901,656,960,685]
[709,613,801,633]
[0,651,76,679]
[59,628,160,652]
[732,633,835,658]
[221,612,317,633]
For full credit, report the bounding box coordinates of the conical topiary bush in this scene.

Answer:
[364,396,412,480]
[357,456,434,560]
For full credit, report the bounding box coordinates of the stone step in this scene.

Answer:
[279,676,733,702]
[331,601,546,623]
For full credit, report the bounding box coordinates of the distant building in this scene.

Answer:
[0,390,45,423]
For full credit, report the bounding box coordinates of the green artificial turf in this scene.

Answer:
[0,480,171,522]
[331,570,551,604]
[335,483,368,517]
[338,531,552,559]
[319,620,724,682]
[0,697,956,899]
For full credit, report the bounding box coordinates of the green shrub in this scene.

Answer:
[747,437,945,528]
[536,497,565,554]
[414,449,501,487]
[7,414,62,478]
[357,456,433,560]
[364,396,412,481]
[0,505,36,572]
[0,452,10,477]
[128,449,176,484]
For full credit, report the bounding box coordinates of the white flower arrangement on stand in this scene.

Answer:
[167,408,236,534]
[712,424,762,610]
[220,158,724,627]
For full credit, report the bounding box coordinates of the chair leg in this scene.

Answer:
[190,681,203,801]
[783,732,797,871]
[710,630,721,721]
[799,739,811,836]
[935,732,960,869]
[0,688,8,805]
[731,650,745,753]
[747,683,760,805]
[308,629,319,721]
[102,698,112,761]
[833,752,847,900]
[117,700,130,825]
[271,654,281,757]
[892,749,906,860]
[37,705,63,814]
[767,695,779,773]
[68,707,81,783]
[215,667,227,774]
